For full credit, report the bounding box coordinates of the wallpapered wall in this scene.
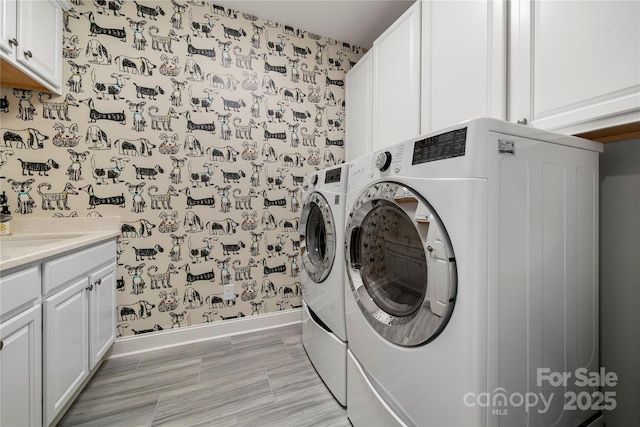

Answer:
[0,0,364,337]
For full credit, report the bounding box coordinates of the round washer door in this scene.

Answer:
[300,192,336,283]
[346,182,457,347]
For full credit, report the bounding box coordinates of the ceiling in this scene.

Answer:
[212,0,416,48]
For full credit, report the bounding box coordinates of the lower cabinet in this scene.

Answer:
[42,240,117,426]
[43,276,90,426]
[89,263,117,368]
[0,305,42,427]
[0,239,116,426]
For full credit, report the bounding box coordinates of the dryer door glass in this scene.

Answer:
[300,192,335,283]
[357,202,427,318]
[346,182,457,347]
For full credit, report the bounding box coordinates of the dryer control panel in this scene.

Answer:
[412,127,467,165]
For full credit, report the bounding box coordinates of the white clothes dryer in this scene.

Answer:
[300,163,349,406]
[344,118,603,426]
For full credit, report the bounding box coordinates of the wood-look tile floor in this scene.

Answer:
[58,324,350,427]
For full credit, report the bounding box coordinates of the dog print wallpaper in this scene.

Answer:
[0,0,365,337]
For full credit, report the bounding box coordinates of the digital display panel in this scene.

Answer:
[324,167,342,184]
[412,128,467,165]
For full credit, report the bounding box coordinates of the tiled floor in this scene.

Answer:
[58,324,350,426]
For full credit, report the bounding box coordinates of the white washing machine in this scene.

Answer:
[344,118,603,426]
[300,163,349,406]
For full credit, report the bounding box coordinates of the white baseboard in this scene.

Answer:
[108,308,301,358]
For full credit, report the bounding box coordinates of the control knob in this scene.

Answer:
[375,151,392,172]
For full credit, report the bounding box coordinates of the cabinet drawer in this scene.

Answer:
[0,265,40,318]
[43,240,116,296]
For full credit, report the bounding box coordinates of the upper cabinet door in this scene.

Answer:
[421,0,506,133]
[345,50,373,162]
[509,0,640,134]
[15,0,63,91]
[373,1,421,151]
[0,0,17,57]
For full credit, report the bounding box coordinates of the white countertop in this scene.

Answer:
[0,217,121,272]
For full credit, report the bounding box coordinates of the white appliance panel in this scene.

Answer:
[300,163,349,407]
[345,118,600,426]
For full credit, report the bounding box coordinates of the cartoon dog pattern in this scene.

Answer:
[0,0,363,337]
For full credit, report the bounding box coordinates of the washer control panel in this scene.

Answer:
[324,167,342,184]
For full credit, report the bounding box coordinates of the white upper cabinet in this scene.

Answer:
[421,0,506,133]
[346,0,506,156]
[373,1,422,151]
[347,0,639,154]
[509,0,640,135]
[0,0,66,93]
[16,0,64,91]
[345,50,373,162]
[0,0,17,58]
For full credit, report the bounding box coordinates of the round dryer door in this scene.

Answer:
[300,192,336,283]
[346,182,457,347]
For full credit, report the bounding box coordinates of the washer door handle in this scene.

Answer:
[349,227,362,269]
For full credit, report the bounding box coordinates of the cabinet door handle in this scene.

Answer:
[24,50,33,59]
[95,279,102,286]
[8,38,18,47]
[0,340,3,351]
[86,284,94,291]
[517,118,528,125]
